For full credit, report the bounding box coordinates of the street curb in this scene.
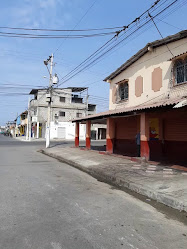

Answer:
[39,149,187,212]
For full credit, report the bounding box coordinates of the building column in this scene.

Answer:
[75,122,79,147]
[86,120,91,149]
[140,112,150,160]
[36,122,39,139]
[106,118,115,153]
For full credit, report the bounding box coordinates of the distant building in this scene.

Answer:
[29,87,97,139]
[6,121,16,136]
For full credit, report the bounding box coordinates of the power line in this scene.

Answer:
[0,25,123,32]
[155,17,183,30]
[0,81,45,88]
[57,0,178,86]
[68,35,187,90]
[0,31,117,39]
[148,12,174,56]
[57,0,165,84]
[54,0,99,54]
[81,0,186,76]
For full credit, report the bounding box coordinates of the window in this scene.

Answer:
[59,111,65,117]
[88,104,96,112]
[76,112,82,118]
[118,82,128,101]
[174,58,187,84]
[60,97,65,102]
[72,97,83,103]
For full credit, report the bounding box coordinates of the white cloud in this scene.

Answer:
[8,0,70,28]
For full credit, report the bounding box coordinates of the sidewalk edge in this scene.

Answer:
[39,149,187,212]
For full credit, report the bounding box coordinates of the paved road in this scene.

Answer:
[0,135,186,249]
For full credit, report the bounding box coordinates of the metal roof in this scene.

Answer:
[29,88,47,94]
[169,51,187,60]
[66,87,88,92]
[72,96,187,123]
[104,30,187,81]
[30,87,87,95]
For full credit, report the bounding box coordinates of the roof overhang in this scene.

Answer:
[72,96,187,123]
[169,51,187,61]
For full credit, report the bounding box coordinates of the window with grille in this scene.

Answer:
[118,82,129,101]
[60,97,65,102]
[174,58,187,84]
[59,111,65,117]
[76,112,82,118]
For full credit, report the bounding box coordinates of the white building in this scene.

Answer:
[29,87,96,139]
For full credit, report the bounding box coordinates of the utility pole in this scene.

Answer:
[85,88,89,116]
[26,97,31,141]
[45,53,53,148]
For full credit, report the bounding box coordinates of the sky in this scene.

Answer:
[0,0,186,125]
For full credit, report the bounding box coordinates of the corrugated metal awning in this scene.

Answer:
[72,96,187,123]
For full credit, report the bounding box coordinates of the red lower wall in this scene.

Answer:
[75,137,79,147]
[149,140,163,161]
[163,141,187,165]
[86,137,91,149]
[141,141,150,160]
[114,139,137,157]
[113,139,187,165]
[148,140,187,166]
[106,138,114,153]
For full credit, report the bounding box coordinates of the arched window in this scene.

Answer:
[174,58,187,84]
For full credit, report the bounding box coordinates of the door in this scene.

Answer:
[57,127,66,139]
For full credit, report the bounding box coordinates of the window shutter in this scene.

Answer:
[116,85,120,102]
[112,85,117,103]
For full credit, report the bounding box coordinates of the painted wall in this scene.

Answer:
[16,116,21,126]
[30,88,96,123]
[109,38,187,110]
[145,109,187,165]
[50,121,86,140]
[114,116,138,156]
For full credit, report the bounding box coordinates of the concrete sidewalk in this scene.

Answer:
[40,145,187,212]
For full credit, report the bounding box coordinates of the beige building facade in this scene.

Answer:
[73,30,187,166]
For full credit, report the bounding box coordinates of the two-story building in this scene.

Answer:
[72,30,187,166]
[14,111,28,137]
[29,87,96,139]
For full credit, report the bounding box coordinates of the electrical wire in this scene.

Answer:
[57,0,167,83]
[54,0,99,54]
[155,17,183,30]
[148,12,174,56]
[0,31,117,39]
[0,25,123,32]
[57,0,183,86]
[83,0,187,78]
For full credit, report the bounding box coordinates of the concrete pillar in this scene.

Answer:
[36,122,39,139]
[106,118,115,153]
[86,120,91,149]
[140,112,150,160]
[75,122,79,147]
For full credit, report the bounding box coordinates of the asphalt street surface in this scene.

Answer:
[0,135,187,249]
